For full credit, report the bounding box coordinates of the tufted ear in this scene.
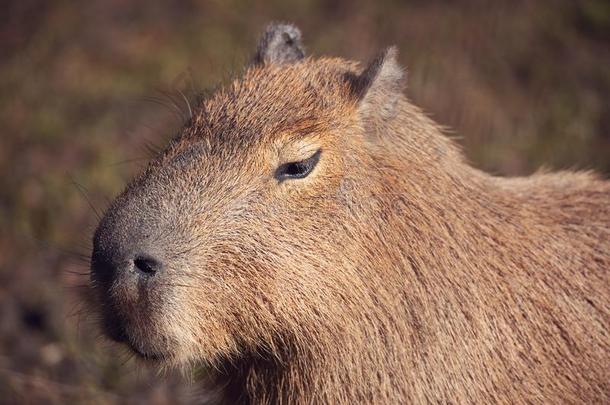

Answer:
[347,47,405,123]
[252,23,305,65]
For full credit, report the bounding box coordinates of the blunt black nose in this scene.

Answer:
[91,211,165,285]
[133,255,161,276]
[91,246,163,287]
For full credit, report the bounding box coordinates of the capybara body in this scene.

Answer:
[90,24,610,404]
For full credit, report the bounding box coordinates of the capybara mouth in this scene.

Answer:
[99,307,167,361]
[125,341,166,361]
[107,321,167,361]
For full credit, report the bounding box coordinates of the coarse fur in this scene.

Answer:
[90,23,610,404]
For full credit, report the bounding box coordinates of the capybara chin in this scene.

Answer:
[89,23,609,404]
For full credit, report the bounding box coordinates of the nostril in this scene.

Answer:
[134,255,160,276]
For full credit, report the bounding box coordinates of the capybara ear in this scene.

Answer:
[252,23,305,65]
[347,47,405,124]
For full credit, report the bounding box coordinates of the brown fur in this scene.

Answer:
[91,24,610,404]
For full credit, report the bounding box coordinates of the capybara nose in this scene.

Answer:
[91,245,162,287]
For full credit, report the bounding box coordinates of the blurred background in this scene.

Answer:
[1,0,609,403]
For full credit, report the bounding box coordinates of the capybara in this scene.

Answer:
[90,23,610,404]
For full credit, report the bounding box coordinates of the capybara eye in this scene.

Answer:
[275,149,321,182]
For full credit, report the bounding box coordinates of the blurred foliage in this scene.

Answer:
[0,0,608,403]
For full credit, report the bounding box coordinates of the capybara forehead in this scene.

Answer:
[180,58,359,149]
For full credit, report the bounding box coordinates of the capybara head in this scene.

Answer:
[90,23,407,366]
[90,23,610,403]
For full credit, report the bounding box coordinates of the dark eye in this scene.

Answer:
[275,149,321,182]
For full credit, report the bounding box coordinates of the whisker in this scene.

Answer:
[160,90,188,122]
[120,351,136,367]
[29,236,91,262]
[107,157,150,167]
[64,269,90,276]
[143,140,164,159]
[178,89,193,121]
[140,94,184,122]
[70,177,102,221]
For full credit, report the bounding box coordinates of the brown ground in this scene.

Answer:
[1,1,608,403]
